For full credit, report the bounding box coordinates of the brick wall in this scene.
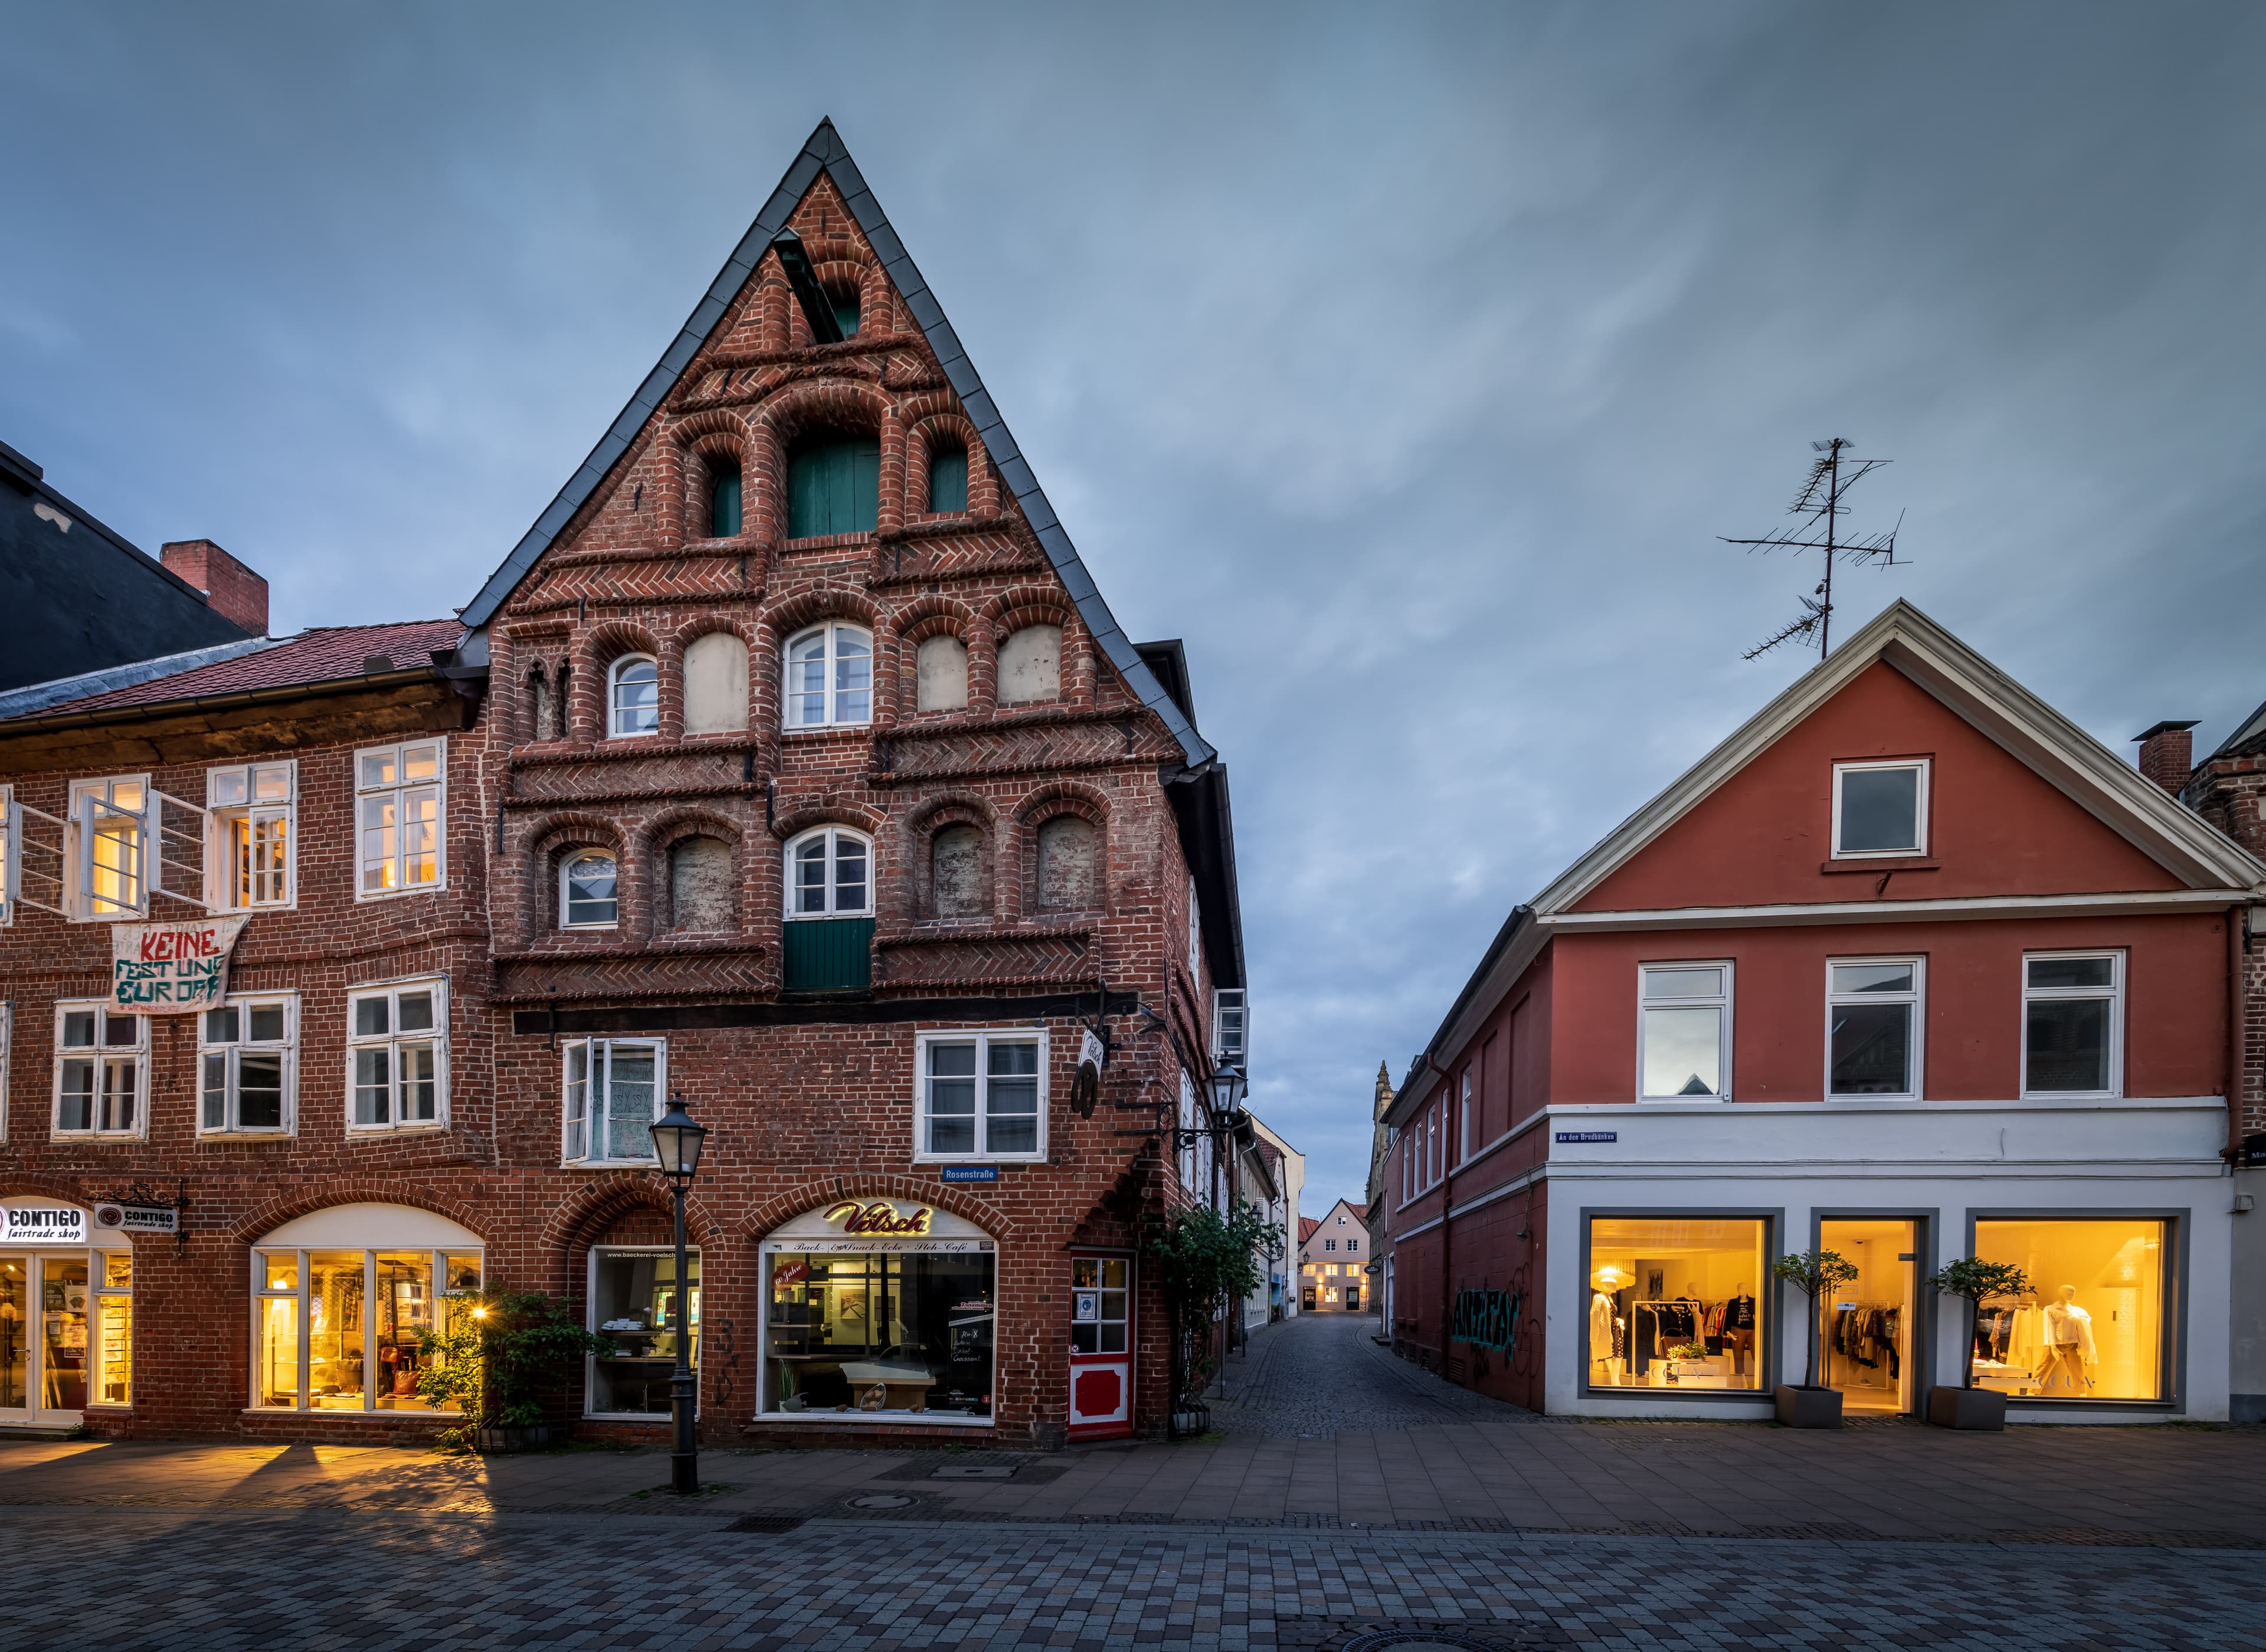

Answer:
[2188,750,2266,1140]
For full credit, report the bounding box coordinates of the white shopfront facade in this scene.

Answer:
[0,1197,137,1429]
[1539,1096,2234,1423]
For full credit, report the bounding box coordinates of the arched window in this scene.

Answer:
[830,289,861,339]
[787,436,880,538]
[998,624,1062,704]
[787,827,871,918]
[784,622,872,729]
[1036,815,1099,910]
[608,655,659,737]
[709,460,742,538]
[931,823,985,917]
[928,445,968,513]
[561,850,619,928]
[915,634,968,712]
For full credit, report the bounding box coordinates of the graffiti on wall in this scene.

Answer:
[1449,1287,1522,1353]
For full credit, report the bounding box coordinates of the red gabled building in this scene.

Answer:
[1380,601,2262,1422]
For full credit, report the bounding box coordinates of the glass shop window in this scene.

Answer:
[764,1247,996,1419]
[1585,1215,1768,1393]
[1967,1218,2165,1401]
[253,1246,482,1412]
[587,1247,700,1418]
[94,1251,131,1407]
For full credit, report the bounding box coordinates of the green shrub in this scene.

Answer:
[415,1287,608,1452]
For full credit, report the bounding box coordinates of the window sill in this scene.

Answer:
[356,884,446,904]
[48,1133,149,1145]
[914,1155,1046,1166]
[197,1130,297,1142]
[239,1407,463,1419]
[562,1159,661,1172]
[1822,856,1936,872]
[584,1409,701,1424]
[346,1124,449,1139]
[781,723,874,738]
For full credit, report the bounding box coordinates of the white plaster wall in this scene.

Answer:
[1536,1097,2232,1422]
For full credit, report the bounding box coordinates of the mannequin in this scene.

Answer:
[2035,1284,2096,1396]
[1723,1283,1758,1377]
[1592,1266,1628,1385]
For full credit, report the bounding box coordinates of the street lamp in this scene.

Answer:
[650,1092,709,1495]
[1208,1064,1246,1120]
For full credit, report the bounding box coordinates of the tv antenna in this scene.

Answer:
[1722,437,1904,660]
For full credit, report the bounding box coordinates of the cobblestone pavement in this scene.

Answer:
[1208,1313,1540,1438]
[8,1506,2261,1650]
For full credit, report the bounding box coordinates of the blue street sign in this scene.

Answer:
[939,1165,1000,1182]
[1554,1131,1617,1143]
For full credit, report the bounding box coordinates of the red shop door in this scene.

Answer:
[1067,1254,1133,1440]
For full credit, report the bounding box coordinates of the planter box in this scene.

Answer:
[1926,1386,2008,1431]
[1774,1385,1843,1429]
[476,1425,554,1454]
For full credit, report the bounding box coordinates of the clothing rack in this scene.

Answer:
[1827,1298,1903,1388]
[1629,1296,1708,1376]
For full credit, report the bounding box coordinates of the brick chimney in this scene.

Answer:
[2131,720,2199,794]
[161,539,268,637]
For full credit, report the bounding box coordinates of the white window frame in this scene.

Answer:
[1823,956,1925,1102]
[1187,876,1201,979]
[1830,758,1930,860]
[1458,1068,1474,1161]
[559,849,621,929]
[784,825,873,919]
[205,761,297,912]
[781,621,874,730]
[0,783,12,926]
[2019,949,2125,1100]
[608,654,660,739]
[248,1245,483,1414]
[198,991,299,1136]
[346,977,451,1135]
[1324,1238,1336,1252]
[559,1037,668,1166]
[0,1001,10,1140]
[1637,961,1734,1102]
[53,1000,148,1139]
[1211,987,1246,1064]
[913,1027,1049,1162]
[355,738,447,901]
[68,774,152,920]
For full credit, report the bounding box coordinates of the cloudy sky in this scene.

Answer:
[5,5,2261,1211]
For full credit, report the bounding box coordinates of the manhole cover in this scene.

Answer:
[931,1464,1015,1480]
[726,1515,806,1535]
[847,1493,918,1510]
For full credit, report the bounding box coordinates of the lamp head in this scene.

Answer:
[1209,1064,1246,1117]
[650,1092,709,1180]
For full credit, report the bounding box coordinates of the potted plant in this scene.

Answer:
[1770,1249,1858,1428]
[1145,1201,1281,1438]
[417,1286,608,1454]
[1924,1257,2030,1430]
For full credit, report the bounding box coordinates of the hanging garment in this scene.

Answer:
[2007,1306,2043,1367]
[1726,1294,1758,1333]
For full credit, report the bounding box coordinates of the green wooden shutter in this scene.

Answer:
[711,469,742,537]
[928,450,968,513]
[787,438,880,538]
[784,917,875,991]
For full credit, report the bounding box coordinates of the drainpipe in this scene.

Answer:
[2231,904,2249,1172]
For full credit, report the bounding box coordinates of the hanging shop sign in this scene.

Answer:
[3,1205,88,1245]
[110,916,248,1013]
[93,1202,179,1235]
[823,1199,934,1237]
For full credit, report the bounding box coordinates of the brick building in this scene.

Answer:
[2163,707,2266,1421]
[1380,602,2261,1422]
[0,120,1247,1450]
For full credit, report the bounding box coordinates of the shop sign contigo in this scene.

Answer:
[111,916,248,1013]
[93,1202,179,1235]
[3,1205,88,1245]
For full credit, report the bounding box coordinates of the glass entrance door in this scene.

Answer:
[0,1254,92,1420]
[1818,1218,1917,1414]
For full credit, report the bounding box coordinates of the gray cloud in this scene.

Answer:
[4,2,2260,1211]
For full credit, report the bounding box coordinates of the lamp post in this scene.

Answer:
[650,1092,709,1496]
[1207,1065,1247,1376]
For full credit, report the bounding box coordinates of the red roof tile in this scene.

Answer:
[1298,1217,1321,1244]
[27,620,463,717]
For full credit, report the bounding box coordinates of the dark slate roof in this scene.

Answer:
[10,619,463,720]
[2205,697,2266,762]
[455,118,1214,771]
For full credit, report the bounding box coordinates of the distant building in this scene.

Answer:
[1363,1060,1393,1323]
[0,438,265,693]
[1298,1198,1371,1312]
[1246,1115,1305,1322]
